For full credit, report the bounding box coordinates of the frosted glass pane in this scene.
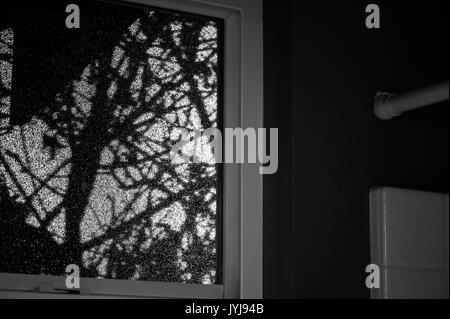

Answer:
[0,0,222,285]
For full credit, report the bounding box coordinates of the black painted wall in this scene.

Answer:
[263,0,294,299]
[264,0,448,298]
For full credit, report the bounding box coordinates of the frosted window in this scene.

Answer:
[0,1,223,285]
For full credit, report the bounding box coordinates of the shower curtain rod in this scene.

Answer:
[374,81,449,120]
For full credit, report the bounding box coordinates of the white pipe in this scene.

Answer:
[374,81,449,120]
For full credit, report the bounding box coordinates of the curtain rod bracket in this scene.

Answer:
[374,92,399,120]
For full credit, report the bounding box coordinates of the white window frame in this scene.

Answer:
[0,0,263,299]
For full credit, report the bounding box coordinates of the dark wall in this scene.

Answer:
[263,0,294,298]
[264,0,449,298]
